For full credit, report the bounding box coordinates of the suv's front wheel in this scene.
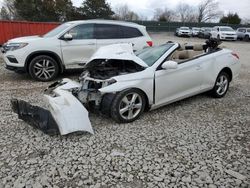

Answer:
[29,55,59,81]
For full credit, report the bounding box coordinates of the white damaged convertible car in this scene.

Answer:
[11,39,240,135]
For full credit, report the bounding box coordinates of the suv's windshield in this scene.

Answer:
[220,27,234,32]
[43,23,73,38]
[180,27,189,30]
[136,44,174,66]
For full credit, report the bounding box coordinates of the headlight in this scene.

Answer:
[5,43,28,51]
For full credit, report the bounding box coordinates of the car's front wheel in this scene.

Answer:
[29,55,59,81]
[211,72,230,98]
[111,89,146,123]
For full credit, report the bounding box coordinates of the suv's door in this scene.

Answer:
[154,58,204,106]
[237,29,246,39]
[95,24,145,51]
[60,24,96,68]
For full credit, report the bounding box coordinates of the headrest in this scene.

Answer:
[178,44,186,50]
[193,44,204,51]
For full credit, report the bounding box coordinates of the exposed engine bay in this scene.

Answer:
[81,59,145,80]
[72,59,145,109]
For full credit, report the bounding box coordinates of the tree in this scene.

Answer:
[1,0,19,20]
[114,4,139,20]
[153,8,175,22]
[176,3,197,23]
[197,0,222,22]
[80,0,114,19]
[11,0,82,21]
[220,13,241,24]
[0,7,11,20]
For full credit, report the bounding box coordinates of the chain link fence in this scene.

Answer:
[132,21,250,32]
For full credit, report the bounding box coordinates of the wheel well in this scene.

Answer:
[133,88,150,112]
[25,51,64,73]
[220,67,232,82]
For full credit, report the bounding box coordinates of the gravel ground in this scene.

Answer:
[0,33,249,188]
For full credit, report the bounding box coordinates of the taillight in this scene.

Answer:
[231,52,239,59]
[147,41,153,47]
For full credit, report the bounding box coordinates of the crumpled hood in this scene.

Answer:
[7,35,42,43]
[86,43,149,68]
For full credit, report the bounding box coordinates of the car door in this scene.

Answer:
[238,29,246,39]
[60,24,96,68]
[154,58,204,106]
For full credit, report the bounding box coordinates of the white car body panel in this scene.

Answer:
[2,20,152,72]
[11,42,240,135]
[44,79,93,135]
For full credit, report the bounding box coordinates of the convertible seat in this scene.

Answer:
[171,44,205,63]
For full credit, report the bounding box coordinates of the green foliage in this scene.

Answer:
[13,0,83,22]
[80,0,114,19]
[220,13,241,24]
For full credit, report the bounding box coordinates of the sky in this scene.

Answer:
[73,0,250,20]
[0,0,249,20]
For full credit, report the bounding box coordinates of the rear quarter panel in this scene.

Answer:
[201,49,240,89]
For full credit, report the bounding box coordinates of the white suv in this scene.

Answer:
[1,20,153,81]
[210,26,237,41]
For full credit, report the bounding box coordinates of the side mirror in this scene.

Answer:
[63,33,73,41]
[161,61,178,70]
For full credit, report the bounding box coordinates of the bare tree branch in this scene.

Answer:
[176,3,197,23]
[197,0,222,22]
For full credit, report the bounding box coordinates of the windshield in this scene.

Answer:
[193,28,200,31]
[43,23,73,37]
[220,27,234,32]
[136,44,174,66]
[205,28,212,32]
[180,27,189,30]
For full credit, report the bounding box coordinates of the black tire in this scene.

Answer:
[210,72,230,98]
[111,89,146,123]
[244,35,249,41]
[217,35,220,40]
[29,55,59,81]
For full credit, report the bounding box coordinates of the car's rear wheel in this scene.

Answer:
[111,89,146,123]
[29,55,59,81]
[217,35,220,40]
[210,72,230,98]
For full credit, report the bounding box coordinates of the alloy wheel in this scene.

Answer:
[119,92,143,120]
[33,59,56,80]
[215,75,229,96]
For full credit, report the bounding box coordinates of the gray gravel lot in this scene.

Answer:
[0,33,249,188]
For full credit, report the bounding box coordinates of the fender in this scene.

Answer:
[25,50,65,73]
[99,78,154,105]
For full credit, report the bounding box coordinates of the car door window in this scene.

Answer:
[68,24,94,39]
[94,24,123,39]
[120,26,143,38]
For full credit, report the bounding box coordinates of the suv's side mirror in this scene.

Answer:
[63,33,73,41]
[161,61,178,70]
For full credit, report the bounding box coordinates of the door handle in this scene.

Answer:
[86,43,95,45]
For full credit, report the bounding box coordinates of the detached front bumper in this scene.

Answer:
[11,79,94,135]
